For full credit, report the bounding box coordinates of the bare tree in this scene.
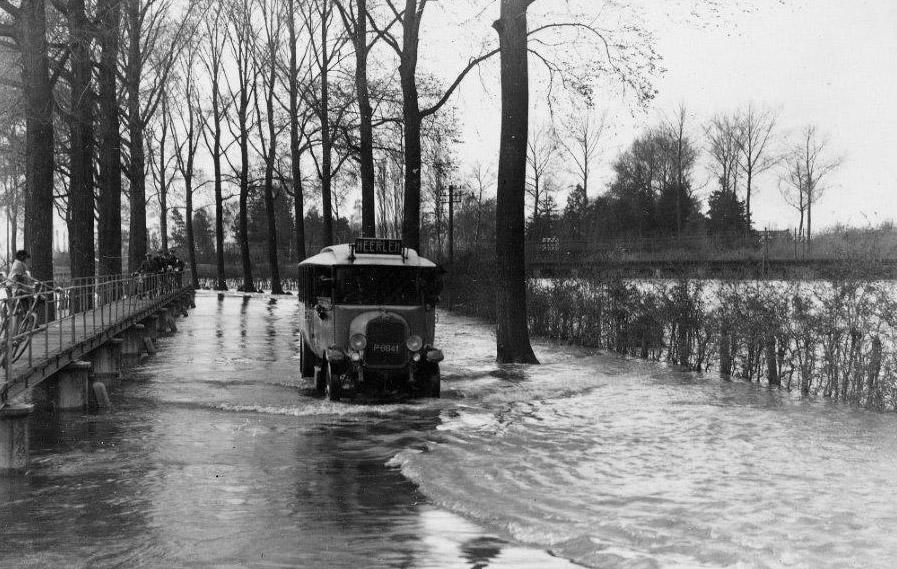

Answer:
[96,0,124,277]
[369,0,501,252]
[148,90,177,251]
[283,0,311,261]
[526,123,557,224]
[491,0,663,363]
[779,151,807,245]
[66,0,96,288]
[0,0,56,280]
[557,109,608,196]
[375,144,404,239]
[493,0,537,364]
[252,0,284,294]
[170,44,201,289]
[123,0,198,271]
[780,125,842,250]
[335,0,375,237]
[735,103,778,231]
[223,0,257,292]
[469,161,493,249]
[0,119,25,265]
[197,0,229,289]
[300,0,350,247]
[705,112,743,198]
[664,104,698,234]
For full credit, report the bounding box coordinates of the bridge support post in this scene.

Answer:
[0,404,33,472]
[158,308,176,336]
[55,361,92,411]
[138,317,158,356]
[143,314,160,340]
[182,291,195,313]
[88,338,123,388]
[121,324,145,368]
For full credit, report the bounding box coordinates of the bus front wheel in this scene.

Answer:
[301,337,316,379]
[326,362,343,402]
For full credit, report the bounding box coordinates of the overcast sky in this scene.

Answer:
[434,0,897,232]
[7,0,896,258]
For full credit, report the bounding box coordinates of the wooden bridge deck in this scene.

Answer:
[3,287,192,405]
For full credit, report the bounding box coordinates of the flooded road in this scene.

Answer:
[2,292,896,568]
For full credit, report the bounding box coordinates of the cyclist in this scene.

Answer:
[5,249,39,296]
[2,250,39,360]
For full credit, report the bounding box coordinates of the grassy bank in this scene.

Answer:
[447,255,897,411]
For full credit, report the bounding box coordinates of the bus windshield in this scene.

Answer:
[333,266,441,306]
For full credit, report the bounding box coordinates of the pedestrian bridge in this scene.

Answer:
[0,272,194,470]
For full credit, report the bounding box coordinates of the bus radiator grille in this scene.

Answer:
[365,318,407,368]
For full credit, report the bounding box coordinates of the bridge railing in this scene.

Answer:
[0,270,191,398]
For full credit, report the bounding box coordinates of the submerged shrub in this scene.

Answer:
[447,262,897,411]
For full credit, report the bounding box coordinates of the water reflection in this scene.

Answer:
[461,537,505,569]
[0,293,571,569]
[0,405,164,567]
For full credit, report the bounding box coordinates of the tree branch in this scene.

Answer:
[420,46,500,118]
[366,9,400,56]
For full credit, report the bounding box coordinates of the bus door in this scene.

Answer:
[309,266,334,356]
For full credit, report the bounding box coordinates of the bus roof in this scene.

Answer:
[300,243,438,268]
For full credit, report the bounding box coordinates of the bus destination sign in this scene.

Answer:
[355,238,404,256]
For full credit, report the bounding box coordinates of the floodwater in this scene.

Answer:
[2,292,896,569]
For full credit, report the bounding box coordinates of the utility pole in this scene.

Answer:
[438,184,463,267]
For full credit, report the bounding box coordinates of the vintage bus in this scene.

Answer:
[297,238,444,401]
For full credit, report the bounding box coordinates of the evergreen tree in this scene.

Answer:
[707,189,750,245]
[192,208,216,260]
[562,184,588,240]
[170,208,186,250]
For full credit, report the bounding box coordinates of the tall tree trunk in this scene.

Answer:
[210,63,227,290]
[264,63,283,294]
[238,95,253,292]
[175,65,199,290]
[159,95,169,251]
[399,0,421,251]
[493,0,538,364]
[288,0,306,261]
[354,0,375,237]
[806,185,812,253]
[745,169,752,234]
[67,0,96,295]
[97,0,123,277]
[319,0,334,247]
[126,0,146,270]
[185,177,197,289]
[20,0,54,282]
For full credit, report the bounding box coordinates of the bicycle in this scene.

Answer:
[0,282,54,369]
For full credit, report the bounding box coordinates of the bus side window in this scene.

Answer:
[313,266,333,299]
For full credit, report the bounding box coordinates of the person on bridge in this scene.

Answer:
[5,250,39,297]
[3,250,42,334]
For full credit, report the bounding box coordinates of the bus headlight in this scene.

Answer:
[349,333,367,351]
[406,335,423,352]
